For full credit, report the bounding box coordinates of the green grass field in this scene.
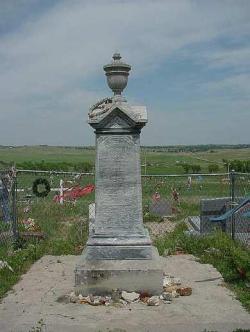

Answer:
[0,145,249,174]
[141,147,250,174]
[0,146,95,164]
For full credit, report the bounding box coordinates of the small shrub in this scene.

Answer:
[191,164,201,173]
[208,164,219,173]
[180,163,191,173]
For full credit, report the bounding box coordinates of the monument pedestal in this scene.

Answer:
[75,247,162,296]
[75,53,163,295]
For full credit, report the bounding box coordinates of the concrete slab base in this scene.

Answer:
[1,255,250,332]
[75,247,163,295]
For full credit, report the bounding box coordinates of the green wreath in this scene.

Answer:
[32,178,51,198]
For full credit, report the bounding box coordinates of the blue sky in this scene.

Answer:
[0,0,250,146]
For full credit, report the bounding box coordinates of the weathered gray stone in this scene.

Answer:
[160,292,173,301]
[121,291,139,302]
[75,53,162,294]
[75,247,162,296]
[147,295,160,306]
[85,245,152,260]
[84,103,153,260]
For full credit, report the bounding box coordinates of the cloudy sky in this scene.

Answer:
[0,0,250,146]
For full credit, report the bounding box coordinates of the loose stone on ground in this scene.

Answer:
[121,291,140,303]
[66,271,191,307]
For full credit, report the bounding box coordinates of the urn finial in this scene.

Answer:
[103,53,131,97]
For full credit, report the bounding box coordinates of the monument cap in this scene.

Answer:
[103,53,131,96]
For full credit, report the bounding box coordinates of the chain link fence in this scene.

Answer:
[0,169,17,249]
[142,173,230,238]
[13,170,94,248]
[233,172,250,202]
[230,172,250,245]
[142,172,249,246]
[0,170,249,248]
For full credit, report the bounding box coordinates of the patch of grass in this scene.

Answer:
[0,222,11,232]
[0,200,89,299]
[143,212,163,223]
[155,225,250,311]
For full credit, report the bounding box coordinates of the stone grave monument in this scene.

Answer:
[75,53,162,295]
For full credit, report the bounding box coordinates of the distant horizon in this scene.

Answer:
[1,143,250,148]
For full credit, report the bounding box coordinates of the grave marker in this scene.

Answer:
[75,54,162,295]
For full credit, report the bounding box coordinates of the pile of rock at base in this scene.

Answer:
[67,273,192,307]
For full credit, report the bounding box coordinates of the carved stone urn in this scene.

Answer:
[103,53,131,97]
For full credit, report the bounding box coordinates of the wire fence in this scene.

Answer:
[0,169,249,249]
[0,169,17,249]
[142,173,231,239]
[230,172,250,245]
[14,170,94,247]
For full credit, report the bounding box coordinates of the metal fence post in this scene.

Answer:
[230,170,235,241]
[12,175,19,243]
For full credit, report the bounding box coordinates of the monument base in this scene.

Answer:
[84,245,153,260]
[74,247,163,296]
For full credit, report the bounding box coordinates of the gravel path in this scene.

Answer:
[0,254,249,332]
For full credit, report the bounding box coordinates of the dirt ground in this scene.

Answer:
[145,218,176,239]
[0,254,249,332]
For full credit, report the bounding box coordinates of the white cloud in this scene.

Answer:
[206,47,250,69]
[0,0,250,145]
[202,73,250,98]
